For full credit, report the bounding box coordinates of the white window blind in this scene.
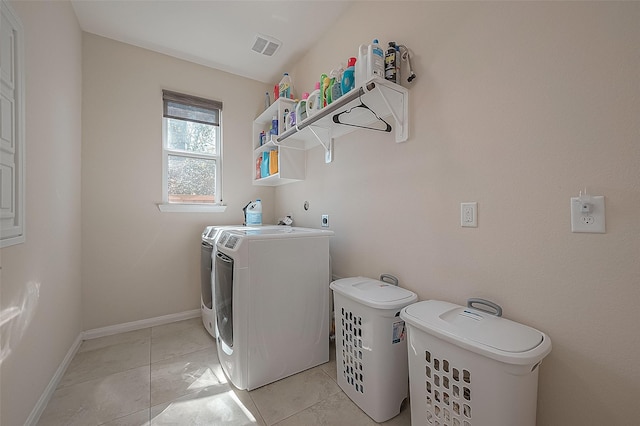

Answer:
[160,90,223,210]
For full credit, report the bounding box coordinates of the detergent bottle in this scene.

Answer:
[296,92,309,123]
[341,57,356,94]
[370,39,385,78]
[283,108,290,131]
[245,199,262,226]
[320,74,329,107]
[279,73,293,99]
[306,82,321,117]
[331,66,344,101]
[356,44,368,88]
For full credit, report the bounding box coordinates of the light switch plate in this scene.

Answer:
[571,195,605,233]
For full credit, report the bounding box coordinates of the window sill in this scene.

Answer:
[1,234,26,248]
[157,203,227,213]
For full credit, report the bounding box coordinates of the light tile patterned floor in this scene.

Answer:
[37,318,411,425]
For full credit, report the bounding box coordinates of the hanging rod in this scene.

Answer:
[276,82,378,142]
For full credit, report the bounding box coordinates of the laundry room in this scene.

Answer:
[1,1,639,425]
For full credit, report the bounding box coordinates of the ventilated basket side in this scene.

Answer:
[406,327,541,426]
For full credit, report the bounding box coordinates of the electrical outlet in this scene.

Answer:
[581,216,594,225]
[571,195,605,233]
[461,202,477,227]
[321,214,329,227]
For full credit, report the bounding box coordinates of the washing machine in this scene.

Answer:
[200,225,282,338]
[214,226,334,390]
[201,226,240,337]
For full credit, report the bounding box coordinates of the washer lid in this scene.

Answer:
[401,300,549,357]
[330,277,417,310]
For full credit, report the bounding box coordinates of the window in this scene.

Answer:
[160,90,224,212]
[0,1,25,247]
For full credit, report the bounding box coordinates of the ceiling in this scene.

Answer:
[71,1,354,84]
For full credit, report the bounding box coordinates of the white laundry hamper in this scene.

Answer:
[330,276,418,422]
[400,299,552,426]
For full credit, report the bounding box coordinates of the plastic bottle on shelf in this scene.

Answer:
[265,92,271,109]
[331,66,344,101]
[306,82,321,117]
[269,150,278,175]
[356,45,368,88]
[279,73,293,99]
[270,115,278,136]
[328,78,335,104]
[288,106,296,129]
[246,199,263,226]
[274,84,279,100]
[283,108,289,132]
[385,41,397,83]
[396,45,402,83]
[296,92,309,122]
[261,152,270,177]
[341,57,356,94]
[255,157,262,179]
[320,74,329,107]
[371,39,385,79]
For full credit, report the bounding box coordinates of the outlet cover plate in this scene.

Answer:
[461,202,477,227]
[571,196,605,233]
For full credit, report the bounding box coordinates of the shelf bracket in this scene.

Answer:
[307,125,334,163]
[375,84,408,143]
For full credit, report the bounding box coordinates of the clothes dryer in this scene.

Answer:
[215,227,333,390]
[200,225,282,338]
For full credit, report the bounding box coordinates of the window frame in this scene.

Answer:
[157,90,226,213]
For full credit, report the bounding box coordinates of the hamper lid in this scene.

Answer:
[400,300,551,364]
[330,277,418,310]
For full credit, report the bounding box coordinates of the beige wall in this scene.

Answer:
[278,2,640,424]
[2,2,639,424]
[81,34,272,330]
[0,1,83,425]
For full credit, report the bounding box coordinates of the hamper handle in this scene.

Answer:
[467,298,503,317]
[379,274,399,286]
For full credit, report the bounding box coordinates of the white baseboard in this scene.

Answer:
[82,309,200,340]
[25,333,83,426]
[26,309,201,425]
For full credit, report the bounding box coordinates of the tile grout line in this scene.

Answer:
[269,367,344,426]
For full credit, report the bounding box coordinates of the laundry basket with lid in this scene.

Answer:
[330,276,418,422]
[400,299,551,426]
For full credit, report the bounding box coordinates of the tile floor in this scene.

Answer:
[37,318,411,425]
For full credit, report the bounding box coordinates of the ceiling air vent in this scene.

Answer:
[251,34,281,57]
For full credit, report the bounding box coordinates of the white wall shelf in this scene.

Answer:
[276,77,408,163]
[251,77,409,185]
[252,99,305,186]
